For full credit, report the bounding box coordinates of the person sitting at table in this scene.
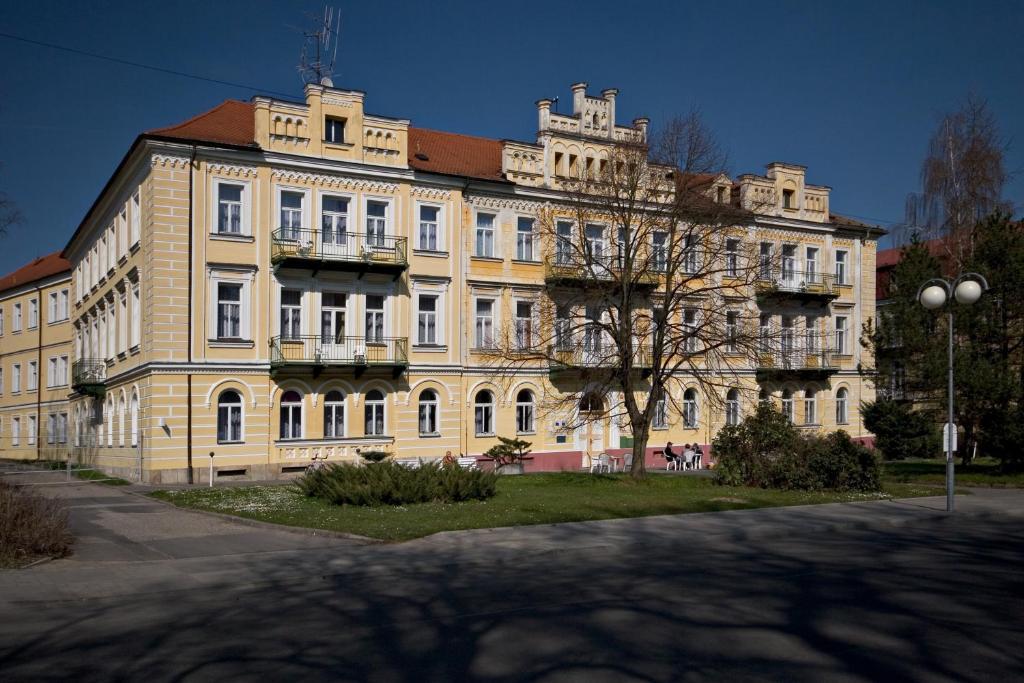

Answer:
[683,444,696,470]
[664,442,679,469]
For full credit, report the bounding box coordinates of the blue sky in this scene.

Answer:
[1,0,1022,275]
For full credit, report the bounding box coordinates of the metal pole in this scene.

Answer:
[209,452,214,488]
[947,309,955,513]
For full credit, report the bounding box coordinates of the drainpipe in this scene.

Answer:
[35,283,43,461]
[460,180,470,458]
[186,144,197,483]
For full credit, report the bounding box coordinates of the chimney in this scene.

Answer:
[536,98,552,132]
[633,117,649,141]
[601,88,618,138]
[571,82,588,116]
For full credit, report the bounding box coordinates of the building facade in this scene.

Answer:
[53,82,880,483]
[0,253,73,461]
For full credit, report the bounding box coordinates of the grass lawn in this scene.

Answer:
[150,473,938,542]
[883,457,1024,488]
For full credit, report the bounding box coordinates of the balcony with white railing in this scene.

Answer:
[271,229,408,278]
[270,335,408,378]
[755,340,837,381]
[543,252,661,290]
[756,267,838,306]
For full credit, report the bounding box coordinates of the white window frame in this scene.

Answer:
[217,389,245,444]
[27,360,37,391]
[364,292,387,343]
[363,196,394,248]
[474,297,496,349]
[208,269,253,342]
[418,389,439,436]
[279,390,304,440]
[118,291,128,353]
[415,201,444,252]
[28,298,38,329]
[276,186,310,241]
[804,391,817,425]
[834,249,848,285]
[107,224,116,273]
[279,288,304,340]
[47,357,57,388]
[474,211,496,258]
[364,389,386,436]
[130,283,141,349]
[514,299,536,351]
[726,389,740,426]
[781,390,795,424]
[216,282,244,340]
[515,216,536,262]
[319,192,353,251]
[683,389,699,428]
[474,390,495,436]
[0,307,4,335]
[834,316,849,355]
[515,390,535,434]
[12,303,21,333]
[27,415,36,446]
[12,416,20,446]
[323,390,346,438]
[48,292,57,323]
[836,388,849,424]
[118,206,128,260]
[725,238,740,277]
[652,396,667,430]
[212,178,251,236]
[131,190,141,247]
[416,293,440,346]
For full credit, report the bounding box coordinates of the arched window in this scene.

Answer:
[106,396,114,447]
[516,389,535,434]
[218,390,243,443]
[474,390,494,436]
[683,388,699,428]
[324,390,345,438]
[836,388,848,424]
[804,389,817,425]
[280,390,302,440]
[726,388,740,426]
[118,393,126,447]
[129,391,139,447]
[781,389,794,423]
[418,389,438,436]
[579,393,603,413]
[365,389,385,436]
[758,388,770,404]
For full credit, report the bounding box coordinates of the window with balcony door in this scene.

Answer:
[365,295,385,343]
[321,292,346,347]
[805,247,819,283]
[726,239,740,277]
[322,196,349,252]
[280,290,302,339]
[651,231,668,272]
[366,201,388,247]
[280,191,304,240]
[834,250,848,285]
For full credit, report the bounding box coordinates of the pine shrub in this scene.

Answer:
[296,461,498,507]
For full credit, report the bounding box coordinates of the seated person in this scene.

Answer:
[683,444,696,469]
[664,441,679,467]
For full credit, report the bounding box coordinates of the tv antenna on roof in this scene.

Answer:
[298,6,341,87]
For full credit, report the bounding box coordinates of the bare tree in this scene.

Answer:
[484,112,774,478]
[903,95,1010,264]
[0,163,21,238]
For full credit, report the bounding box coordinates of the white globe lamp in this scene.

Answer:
[920,285,947,310]
[954,279,983,305]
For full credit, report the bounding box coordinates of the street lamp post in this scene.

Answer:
[917,273,989,513]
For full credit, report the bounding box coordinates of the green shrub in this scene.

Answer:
[359,450,390,463]
[0,481,72,567]
[714,403,881,492]
[295,461,498,507]
[862,399,940,460]
[483,436,532,468]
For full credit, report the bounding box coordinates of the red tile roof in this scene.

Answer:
[407,127,505,182]
[148,100,257,147]
[0,251,70,294]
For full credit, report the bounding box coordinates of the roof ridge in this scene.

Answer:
[148,99,250,135]
[409,126,501,144]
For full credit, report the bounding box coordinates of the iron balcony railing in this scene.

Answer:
[271,229,408,270]
[756,348,835,372]
[543,253,662,287]
[72,359,106,391]
[756,267,838,298]
[270,335,408,367]
[548,344,653,371]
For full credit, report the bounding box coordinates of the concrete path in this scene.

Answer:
[2,478,1023,682]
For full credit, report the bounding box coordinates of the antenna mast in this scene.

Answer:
[298,6,341,87]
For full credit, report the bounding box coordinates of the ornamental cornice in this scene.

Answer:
[151,154,190,169]
[207,162,259,178]
[410,186,452,201]
[465,194,545,213]
[271,168,398,193]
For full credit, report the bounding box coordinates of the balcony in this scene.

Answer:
[544,254,660,290]
[755,348,837,382]
[756,268,838,306]
[548,344,653,378]
[271,229,408,279]
[72,359,106,397]
[270,335,408,378]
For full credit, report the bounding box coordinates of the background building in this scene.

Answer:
[0,252,72,461]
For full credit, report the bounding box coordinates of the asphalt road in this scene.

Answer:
[1,480,1022,682]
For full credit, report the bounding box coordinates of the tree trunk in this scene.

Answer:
[630,432,649,478]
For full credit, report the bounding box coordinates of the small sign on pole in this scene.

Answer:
[943,423,958,453]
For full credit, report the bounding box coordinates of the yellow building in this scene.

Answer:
[51,81,881,482]
[0,252,73,461]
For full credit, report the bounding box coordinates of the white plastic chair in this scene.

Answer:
[590,453,611,473]
[457,457,478,470]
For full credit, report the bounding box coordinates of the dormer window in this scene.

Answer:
[782,188,795,209]
[325,117,346,144]
[716,186,726,204]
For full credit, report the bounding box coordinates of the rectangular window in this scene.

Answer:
[280,191,304,240]
[805,316,819,353]
[118,207,128,259]
[48,292,57,323]
[107,224,116,270]
[782,188,795,209]
[683,309,698,353]
[27,361,37,391]
[781,244,797,286]
[516,217,535,261]
[107,303,116,359]
[805,247,819,283]
[47,357,56,388]
[835,250,848,285]
[28,299,38,329]
[804,394,817,425]
[118,292,128,353]
[217,284,242,339]
[726,239,740,277]
[0,308,4,335]
[131,191,141,245]
[556,221,573,265]
[475,213,495,257]
[726,311,739,352]
[652,231,668,271]
[324,116,346,143]
[835,316,849,355]
[653,398,667,429]
[130,284,141,348]
[682,235,698,273]
[418,205,439,251]
[475,299,494,349]
[280,290,302,339]
[417,295,437,345]
[320,292,346,344]
[12,417,20,447]
[47,414,56,445]
[365,294,385,342]
[218,184,243,234]
[759,314,771,353]
[27,416,36,445]
[321,196,349,251]
[0,368,3,394]
[515,301,534,350]
[59,355,68,386]
[366,201,388,247]
[555,305,572,351]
